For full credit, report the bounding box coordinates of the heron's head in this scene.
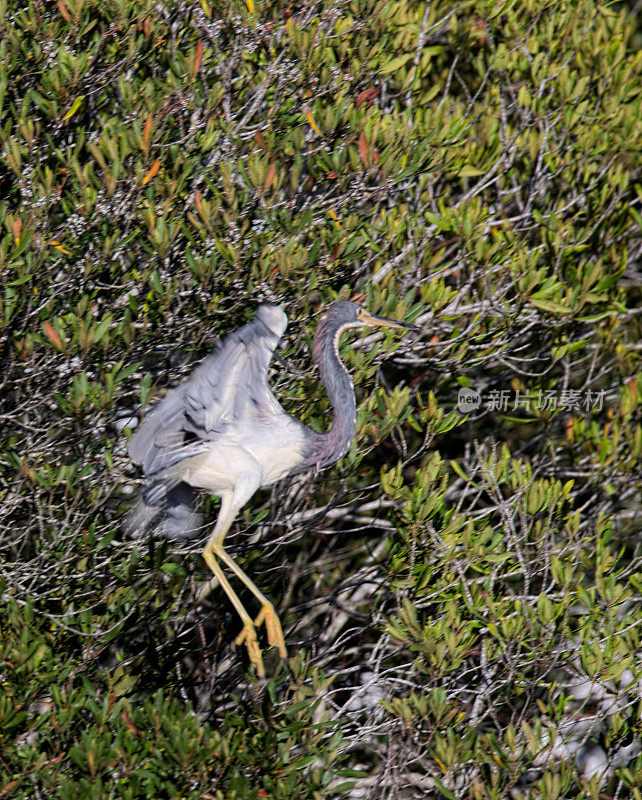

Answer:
[328,300,419,333]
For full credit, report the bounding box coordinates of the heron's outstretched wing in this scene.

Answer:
[128,305,288,476]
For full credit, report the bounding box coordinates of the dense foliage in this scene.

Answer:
[1,0,641,797]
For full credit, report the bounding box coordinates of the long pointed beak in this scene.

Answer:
[361,311,419,333]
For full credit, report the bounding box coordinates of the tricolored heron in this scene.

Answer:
[126,301,418,676]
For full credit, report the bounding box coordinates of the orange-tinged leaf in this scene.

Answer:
[122,710,141,736]
[57,0,71,23]
[263,162,276,193]
[355,86,380,108]
[49,240,72,255]
[426,334,440,354]
[44,754,64,768]
[434,756,448,773]
[12,218,21,245]
[373,146,380,164]
[326,170,339,179]
[142,158,161,185]
[304,108,322,137]
[627,377,637,398]
[0,780,20,798]
[328,208,340,228]
[358,131,368,167]
[193,39,203,77]
[43,321,63,350]
[195,189,204,215]
[254,130,265,148]
[566,416,574,442]
[143,114,153,156]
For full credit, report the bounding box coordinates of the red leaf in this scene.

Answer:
[0,780,20,797]
[142,158,160,185]
[355,86,380,108]
[195,189,205,218]
[193,39,203,77]
[57,0,71,23]
[358,131,368,168]
[122,710,141,736]
[627,377,637,398]
[263,162,276,193]
[143,114,153,156]
[43,321,63,350]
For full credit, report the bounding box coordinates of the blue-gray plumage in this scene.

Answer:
[126,301,418,676]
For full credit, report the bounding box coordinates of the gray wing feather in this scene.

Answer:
[127,386,196,474]
[128,305,287,477]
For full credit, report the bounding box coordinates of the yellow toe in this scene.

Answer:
[234,622,265,677]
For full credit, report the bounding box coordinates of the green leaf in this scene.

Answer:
[528,297,572,314]
[140,372,154,406]
[160,562,187,578]
[450,460,469,482]
[433,778,458,799]
[6,273,33,286]
[62,95,84,121]
[456,164,485,177]
[379,53,414,74]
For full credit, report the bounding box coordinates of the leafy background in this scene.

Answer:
[1,0,641,798]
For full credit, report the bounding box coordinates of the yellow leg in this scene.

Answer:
[200,486,287,675]
[211,543,287,659]
[202,547,265,677]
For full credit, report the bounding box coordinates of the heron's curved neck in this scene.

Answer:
[306,317,357,470]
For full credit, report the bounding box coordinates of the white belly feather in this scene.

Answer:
[177,416,306,496]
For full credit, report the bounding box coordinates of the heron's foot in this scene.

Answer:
[234,622,265,678]
[254,603,287,660]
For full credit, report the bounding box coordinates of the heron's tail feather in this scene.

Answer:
[123,480,203,540]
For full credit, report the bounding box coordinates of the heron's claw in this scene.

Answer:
[232,606,286,677]
[254,604,287,660]
[234,622,265,678]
